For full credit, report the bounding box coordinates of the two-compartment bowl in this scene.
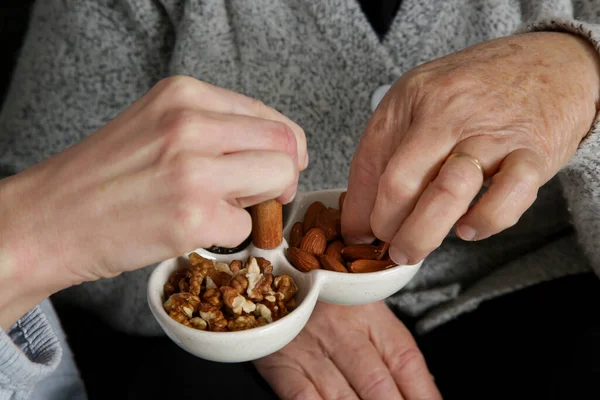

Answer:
[147,188,422,362]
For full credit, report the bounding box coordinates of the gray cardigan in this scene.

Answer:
[1,0,600,398]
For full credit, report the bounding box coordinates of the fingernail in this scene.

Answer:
[345,235,376,245]
[457,224,477,241]
[389,246,409,265]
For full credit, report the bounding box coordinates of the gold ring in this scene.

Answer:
[445,152,484,176]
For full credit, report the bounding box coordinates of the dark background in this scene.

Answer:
[0,0,35,107]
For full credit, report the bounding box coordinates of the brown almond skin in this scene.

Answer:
[341,244,380,261]
[289,221,304,248]
[377,242,390,260]
[325,240,345,264]
[303,201,326,233]
[314,208,341,241]
[299,228,327,254]
[348,259,395,273]
[319,254,348,273]
[251,199,283,249]
[287,247,321,272]
[339,191,346,213]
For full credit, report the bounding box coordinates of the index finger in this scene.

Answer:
[147,76,308,170]
[344,117,449,245]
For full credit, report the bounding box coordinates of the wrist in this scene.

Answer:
[528,32,600,140]
[0,172,65,329]
[564,33,600,143]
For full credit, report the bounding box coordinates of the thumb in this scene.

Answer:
[342,149,381,244]
[342,83,409,245]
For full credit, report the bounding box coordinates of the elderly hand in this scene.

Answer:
[0,76,306,328]
[342,32,600,264]
[255,301,441,400]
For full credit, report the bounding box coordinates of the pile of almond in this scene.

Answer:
[163,253,297,332]
[286,192,394,273]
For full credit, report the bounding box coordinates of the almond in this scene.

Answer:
[251,199,283,249]
[339,191,347,213]
[287,247,321,272]
[303,201,326,233]
[299,228,327,254]
[376,242,390,260]
[325,240,345,264]
[318,254,348,273]
[289,221,304,248]
[348,259,395,273]
[314,207,341,241]
[341,244,380,261]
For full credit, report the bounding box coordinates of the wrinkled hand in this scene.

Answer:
[342,32,600,264]
[0,76,306,327]
[255,302,441,400]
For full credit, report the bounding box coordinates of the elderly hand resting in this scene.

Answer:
[255,301,441,400]
[343,31,600,264]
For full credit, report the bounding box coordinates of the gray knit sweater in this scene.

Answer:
[1,0,600,398]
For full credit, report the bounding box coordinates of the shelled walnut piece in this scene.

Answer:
[163,253,298,332]
[286,192,396,273]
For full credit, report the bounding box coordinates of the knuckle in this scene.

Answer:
[506,162,542,189]
[430,169,475,202]
[402,68,430,95]
[358,369,395,399]
[379,170,419,203]
[435,71,475,91]
[416,74,479,122]
[351,156,384,188]
[159,108,199,139]
[247,97,269,115]
[162,75,196,95]
[286,386,320,400]
[168,154,210,197]
[267,121,296,150]
[386,345,427,377]
[428,181,461,204]
[154,75,202,107]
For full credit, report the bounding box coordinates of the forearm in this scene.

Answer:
[0,0,172,333]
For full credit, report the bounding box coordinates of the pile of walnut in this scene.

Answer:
[163,253,298,332]
[286,191,394,273]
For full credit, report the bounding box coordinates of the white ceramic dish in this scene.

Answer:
[147,188,422,363]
